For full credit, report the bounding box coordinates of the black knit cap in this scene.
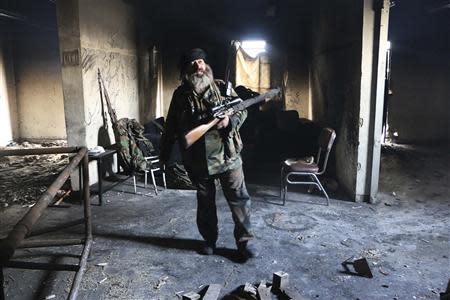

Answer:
[178,48,207,71]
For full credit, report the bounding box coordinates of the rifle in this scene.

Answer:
[222,40,237,97]
[183,88,280,149]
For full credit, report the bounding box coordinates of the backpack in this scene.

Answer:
[114,118,154,173]
[98,70,154,173]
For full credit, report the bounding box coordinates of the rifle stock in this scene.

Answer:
[184,118,221,149]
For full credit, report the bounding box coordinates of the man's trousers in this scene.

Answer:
[193,165,253,246]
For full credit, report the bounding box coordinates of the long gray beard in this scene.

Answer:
[184,64,214,94]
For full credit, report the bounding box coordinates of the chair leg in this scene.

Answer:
[144,171,147,188]
[280,167,284,198]
[312,174,330,206]
[308,175,317,193]
[151,169,158,195]
[133,175,137,194]
[282,172,288,206]
[162,171,167,189]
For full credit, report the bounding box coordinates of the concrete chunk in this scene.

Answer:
[257,281,272,300]
[273,271,289,292]
[203,283,222,300]
[182,291,200,300]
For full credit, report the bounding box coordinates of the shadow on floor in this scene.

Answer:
[93,231,248,263]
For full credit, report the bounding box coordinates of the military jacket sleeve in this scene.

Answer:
[160,87,190,164]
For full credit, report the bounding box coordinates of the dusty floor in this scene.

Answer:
[0,140,69,207]
[1,143,449,300]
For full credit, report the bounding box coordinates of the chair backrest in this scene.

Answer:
[316,127,336,174]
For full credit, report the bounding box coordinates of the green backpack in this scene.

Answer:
[114,118,154,173]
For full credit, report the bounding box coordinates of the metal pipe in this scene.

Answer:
[17,239,85,249]
[68,238,92,300]
[0,148,87,263]
[82,153,92,239]
[2,261,80,272]
[0,147,79,157]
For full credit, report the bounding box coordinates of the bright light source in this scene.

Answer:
[393,131,398,137]
[386,41,391,50]
[241,40,266,58]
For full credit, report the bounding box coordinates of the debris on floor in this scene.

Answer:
[182,272,304,300]
[0,140,69,207]
[342,257,374,278]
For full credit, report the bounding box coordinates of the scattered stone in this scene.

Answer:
[340,239,352,247]
[243,283,257,296]
[382,284,389,288]
[202,284,222,300]
[99,277,108,284]
[45,295,56,300]
[96,262,108,267]
[379,267,389,275]
[182,291,200,300]
[154,275,169,289]
[272,271,289,292]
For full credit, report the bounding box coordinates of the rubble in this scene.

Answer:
[0,140,69,207]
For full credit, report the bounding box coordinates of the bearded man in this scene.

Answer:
[160,48,258,259]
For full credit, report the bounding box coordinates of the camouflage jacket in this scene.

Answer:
[160,80,247,176]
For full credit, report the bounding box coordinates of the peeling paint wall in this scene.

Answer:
[14,25,66,140]
[284,51,311,119]
[78,0,139,148]
[388,48,450,142]
[57,0,139,188]
[310,0,364,198]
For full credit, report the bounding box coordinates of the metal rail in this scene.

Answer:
[0,147,92,300]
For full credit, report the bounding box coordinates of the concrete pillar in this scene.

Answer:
[310,0,390,201]
[356,0,390,202]
[56,0,139,188]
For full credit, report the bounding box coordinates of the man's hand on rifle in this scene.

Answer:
[215,109,234,129]
[216,115,230,129]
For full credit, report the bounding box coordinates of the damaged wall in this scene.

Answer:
[387,0,450,144]
[139,0,313,122]
[388,48,450,143]
[13,24,66,141]
[0,1,65,144]
[0,25,19,146]
[311,0,390,201]
[57,0,139,187]
[310,0,364,198]
[78,0,139,147]
[283,50,311,119]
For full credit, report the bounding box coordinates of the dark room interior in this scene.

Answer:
[0,0,449,299]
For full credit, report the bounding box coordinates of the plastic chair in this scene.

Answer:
[280,127,336,206]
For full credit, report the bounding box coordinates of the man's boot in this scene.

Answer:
[199,241,216,255]
[237,241,259,259]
